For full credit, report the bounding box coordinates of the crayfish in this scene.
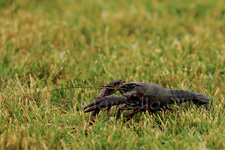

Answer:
[84,79,211,123]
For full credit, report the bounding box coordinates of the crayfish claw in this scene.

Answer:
[84,95,128,112]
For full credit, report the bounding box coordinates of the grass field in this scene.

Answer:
[0,0,225,149]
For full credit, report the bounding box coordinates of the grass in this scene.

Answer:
[0,0,225,149]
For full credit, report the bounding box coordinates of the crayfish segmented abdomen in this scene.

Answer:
[168,89,211,105]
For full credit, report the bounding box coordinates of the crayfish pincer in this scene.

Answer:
[84,79,211,122]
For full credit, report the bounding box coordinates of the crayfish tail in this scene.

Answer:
[192,93,211,105]
[168,89,211,105]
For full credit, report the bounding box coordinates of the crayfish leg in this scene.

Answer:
[89,109,100,125]
[126,107,142,121]
[116,106,137,121]
[163,104,177,111]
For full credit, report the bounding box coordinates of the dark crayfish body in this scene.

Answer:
[84,80,211,122]
[134,82,211,108]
